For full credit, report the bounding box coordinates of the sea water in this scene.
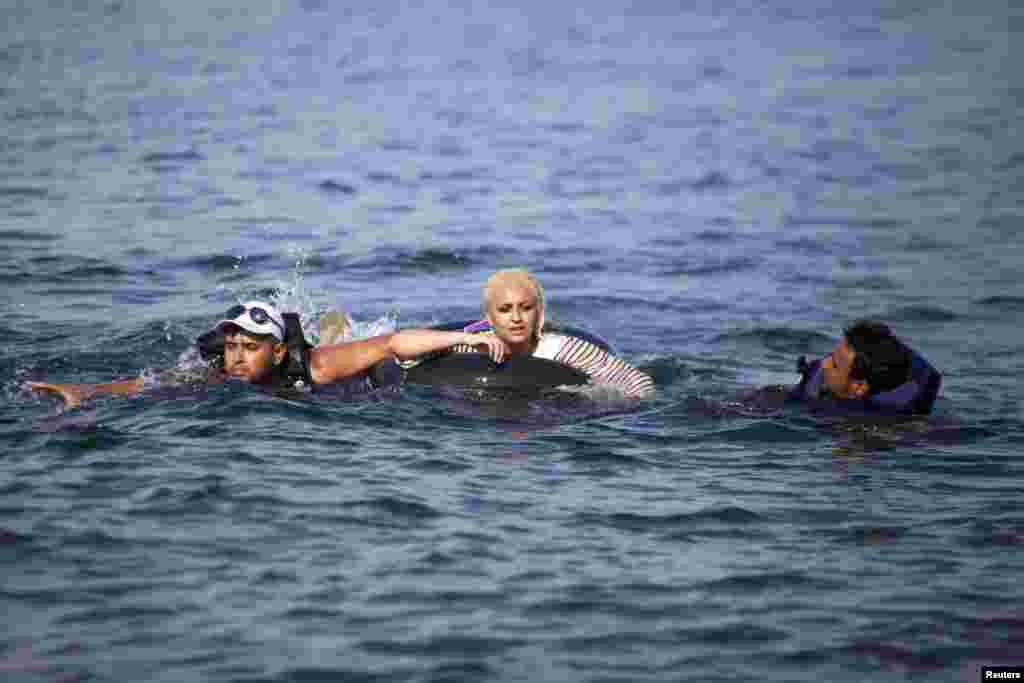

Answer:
[2,1,1022,681]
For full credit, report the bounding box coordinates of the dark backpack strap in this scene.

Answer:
[195,328,224,365]
[788,356,821,401]
[281,312,313,387]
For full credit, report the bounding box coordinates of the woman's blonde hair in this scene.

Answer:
[482,269,546,343]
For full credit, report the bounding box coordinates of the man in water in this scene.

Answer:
[747,319,941,415]
[29,300,508,408]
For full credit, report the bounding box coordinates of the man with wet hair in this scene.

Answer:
[723,318,941,417]
[30,300,508,408]
[772,317,942,415]
[817,319,914,400]
[448,269,656,398]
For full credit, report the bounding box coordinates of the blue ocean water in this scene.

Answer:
[2,1,1023,681]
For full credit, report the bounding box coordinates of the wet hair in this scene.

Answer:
[842,319,912,395]
[482,269,545,311]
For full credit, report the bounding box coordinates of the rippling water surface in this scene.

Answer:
[3,1,1023,681]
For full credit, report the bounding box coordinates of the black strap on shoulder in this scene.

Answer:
[278,314,401,392]
[279,312,313,388]
[196,328,224,366]
[788,355,820,401]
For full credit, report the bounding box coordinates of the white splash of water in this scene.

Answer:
[270,243,399,344]
[267,244,318,337]
[557,382,631,401]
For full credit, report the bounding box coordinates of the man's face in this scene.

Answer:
[486,282,541,352]
[820,338,860,399]
[223,331,284,383]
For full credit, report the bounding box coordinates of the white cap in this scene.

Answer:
[215,301,286,341]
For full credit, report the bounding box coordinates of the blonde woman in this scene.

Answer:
[449,269,655,398]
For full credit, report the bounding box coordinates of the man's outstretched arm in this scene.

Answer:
[308,329,506,385]
[29,377,145,408]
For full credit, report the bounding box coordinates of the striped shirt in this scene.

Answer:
[451,333,655,398]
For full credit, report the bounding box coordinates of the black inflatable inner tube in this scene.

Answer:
[404,352,588,390]
[400,320,612,391]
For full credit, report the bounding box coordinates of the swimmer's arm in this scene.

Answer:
[29,377,145,408]
[554,338,656,398]
[308,330,507,384]
[594,359,656,398]
[389,329,507,362]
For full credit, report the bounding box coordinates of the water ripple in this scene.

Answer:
[354,246,487,275]
[660,255,760,277]
[274,667,402,682]
[579,505,762,535]
[975,295,1024,312]
[316,179,358,196]
[0,186,49,198]
[0,228,59,241]
[360,633,525,657]
[139,149,205,165]
[881,305,959,323]
[699,571,845,594]
[676,622,791,645]
[341,496,442,524]
[713,326,834,353]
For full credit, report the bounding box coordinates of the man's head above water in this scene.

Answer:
[819,319,912,399]
[212,302,289,384]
